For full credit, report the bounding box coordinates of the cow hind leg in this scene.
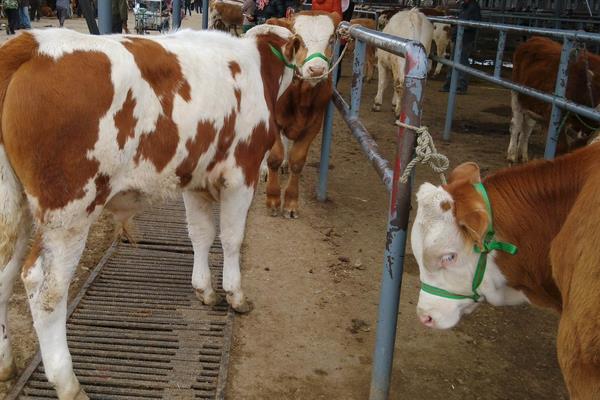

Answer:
[507,91,523,164]
[220,185,254,313]
[517,114,537,163]
[0,145,29,381]
[183,190,220,306]
[22,223,91,400]
[0,216,30,381]
[372,60,388,112]
[265,135,285,217]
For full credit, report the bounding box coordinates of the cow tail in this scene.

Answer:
[0,33,36,265]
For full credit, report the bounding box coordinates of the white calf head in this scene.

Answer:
[411,163,489,329]
[268,11,341,83]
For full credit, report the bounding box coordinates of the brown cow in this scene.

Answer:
[263,11,341,218]
[349,17,377,82]
[210,0,244,36]
[413,146,600,398]
[508,36,600,163]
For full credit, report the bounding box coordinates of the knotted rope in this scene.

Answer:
[396,122,449,185]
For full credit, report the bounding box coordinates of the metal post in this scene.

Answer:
[173,0,182,29]
[494,30,507,78]
[97,0,111,34]
[317,39,342,202]
[350,40,367,118]
[369,43,428,400]
[202,0,209,29]
[442,25,464,141]
[544,36,573,159]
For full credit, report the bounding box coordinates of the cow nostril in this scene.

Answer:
[419,314,434,327]
[308,65,325,76]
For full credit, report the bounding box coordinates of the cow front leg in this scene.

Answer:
[22,225,90,400]
[183,190,220,306]
[0,220,31,381]
[372,60,388,112]
[265,134,285,216]
[507,91,523,164]
[283,128,321,219]
[220,184,254,313]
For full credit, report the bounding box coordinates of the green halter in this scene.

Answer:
[420,183,518,302]
[301,52,331,66]
[268,44,296,70]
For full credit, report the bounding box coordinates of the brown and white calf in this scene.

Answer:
[371,8,433,125]
[431,22,451,76]
[209,0,244,36]
[262,11,340,218]
[508,36,600,163]
[412,147,600,399]
[0,24,304,399]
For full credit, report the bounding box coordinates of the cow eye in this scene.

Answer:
[440,253,457,268]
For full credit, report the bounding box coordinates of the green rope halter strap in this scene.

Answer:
[301,52,331,66]
[268,44,296,70]
[420,183,518,302]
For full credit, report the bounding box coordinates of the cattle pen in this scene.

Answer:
[1,3,599,400]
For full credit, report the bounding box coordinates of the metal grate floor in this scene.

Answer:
[7,200,233,400]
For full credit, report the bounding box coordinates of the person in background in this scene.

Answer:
[440,0,481,94]
[18,0,31,28]
[184,0,192,16]
[3,0,20,34]
[241,0,255,33]
[29,0,41,21]
[111,0,128,32]
[55,0,69,26]
[311,0,341,18]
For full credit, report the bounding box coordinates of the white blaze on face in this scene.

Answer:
[293,15,335,80]
[411,183,482,329]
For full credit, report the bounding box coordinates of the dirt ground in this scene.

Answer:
[226,67,567,400]
[0,16,567,400]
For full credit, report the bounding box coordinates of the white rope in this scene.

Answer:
[397,122,449,185]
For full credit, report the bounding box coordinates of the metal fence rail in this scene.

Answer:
[429,16,600,159]
[318,21,428,400]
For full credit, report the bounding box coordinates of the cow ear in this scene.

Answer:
[449,180,488,247]
[267,17,293,31]
[284,34,302,63]
[329,12,342,28]
[448,162,481,184]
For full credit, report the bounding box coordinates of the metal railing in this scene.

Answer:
[428,17,600,159]
[317,22,429,400]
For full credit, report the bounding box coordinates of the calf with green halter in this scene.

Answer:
[411,144,600,399]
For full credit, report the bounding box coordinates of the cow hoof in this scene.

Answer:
[371,104,381,112]
[74,388,90,400]
[283,209,299,219]
[0,360,16,381]
[195,289,221,306]
[268,207,280,217]
[227,294,254,314]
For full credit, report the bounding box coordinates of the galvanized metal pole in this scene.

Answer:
[173,0,182,29]
[493,30,506,78]
[202,0,209,29]
[97,0,112,34]
[544,37,573,159]
[317,40,342,202]
[442,25,464,141]
[350,40,367,118]
[369,43,428,400]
